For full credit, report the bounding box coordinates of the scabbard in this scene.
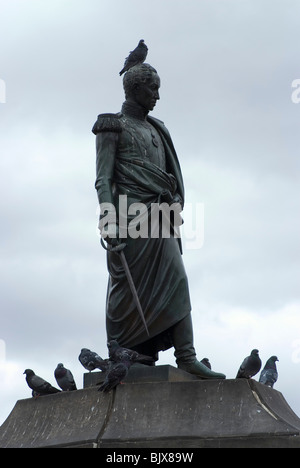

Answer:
[101,238,150,337]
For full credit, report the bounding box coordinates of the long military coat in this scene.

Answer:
[93,102,191,354]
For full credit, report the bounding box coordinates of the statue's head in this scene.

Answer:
[123,63,160,111]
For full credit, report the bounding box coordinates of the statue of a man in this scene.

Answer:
[93,63,225,379]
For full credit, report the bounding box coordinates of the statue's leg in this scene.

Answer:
[170,315,226,379]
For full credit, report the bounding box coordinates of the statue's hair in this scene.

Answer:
[123,63,158,99]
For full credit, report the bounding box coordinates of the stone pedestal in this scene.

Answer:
[1,365,300,448]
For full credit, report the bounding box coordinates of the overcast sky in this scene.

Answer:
[0,0,300,427]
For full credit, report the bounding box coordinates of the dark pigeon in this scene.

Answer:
[98,340,155,392]
[98,361,130,393]
[259,356,279,388]
[200,358,211,370]
[119,39,148,76]
[78,348,109,372]
[23,369,61,396]
[236,349,262,379]
[107,340,155,365]
[54,363,77,391]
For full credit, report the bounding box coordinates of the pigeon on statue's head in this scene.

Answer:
[259,356,279,388]
[54,363,77,391]
[236,349,262,379]
[119,39,148,76]
[78,348,109,372]
[23,369,61,396]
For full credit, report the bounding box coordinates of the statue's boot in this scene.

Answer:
[170,315,226,380]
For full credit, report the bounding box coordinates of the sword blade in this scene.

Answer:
[119,250,150,337]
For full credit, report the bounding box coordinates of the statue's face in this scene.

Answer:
[133,74,160,111]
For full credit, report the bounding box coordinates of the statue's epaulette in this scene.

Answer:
[92,113,122,135]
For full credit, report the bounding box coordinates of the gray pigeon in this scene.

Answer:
[98,361,129,393]
[107,340,155,365]
[259,356,279,388]
[236,349,262,379]
[78,348,109,372]
[54,363,77,391]
[24,369,61,396]
[119,39,148,76]
[200,358,211,370]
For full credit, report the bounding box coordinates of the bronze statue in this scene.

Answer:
[92,57,225,380]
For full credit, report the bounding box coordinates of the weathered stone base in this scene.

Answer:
[0,365,300,448]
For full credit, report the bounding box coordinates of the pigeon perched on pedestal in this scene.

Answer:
[107,340,155,365]
[78,348,109,372]
[259,356,279,388]
[200,358,211,370]
[23,369,61,396]
[98,341,154,392]
[98,362,129,393]
[54,363,77,391]
[236,349,262,379]
[119,39,148,76]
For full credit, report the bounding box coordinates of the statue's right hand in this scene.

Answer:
[105,235,120,247]
[99,222,119,246]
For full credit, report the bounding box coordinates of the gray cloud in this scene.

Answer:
[1,0,300,426]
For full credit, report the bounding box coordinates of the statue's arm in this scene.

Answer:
[95,130,119,243]
[93,113,122,207]
[95,131,118,207]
